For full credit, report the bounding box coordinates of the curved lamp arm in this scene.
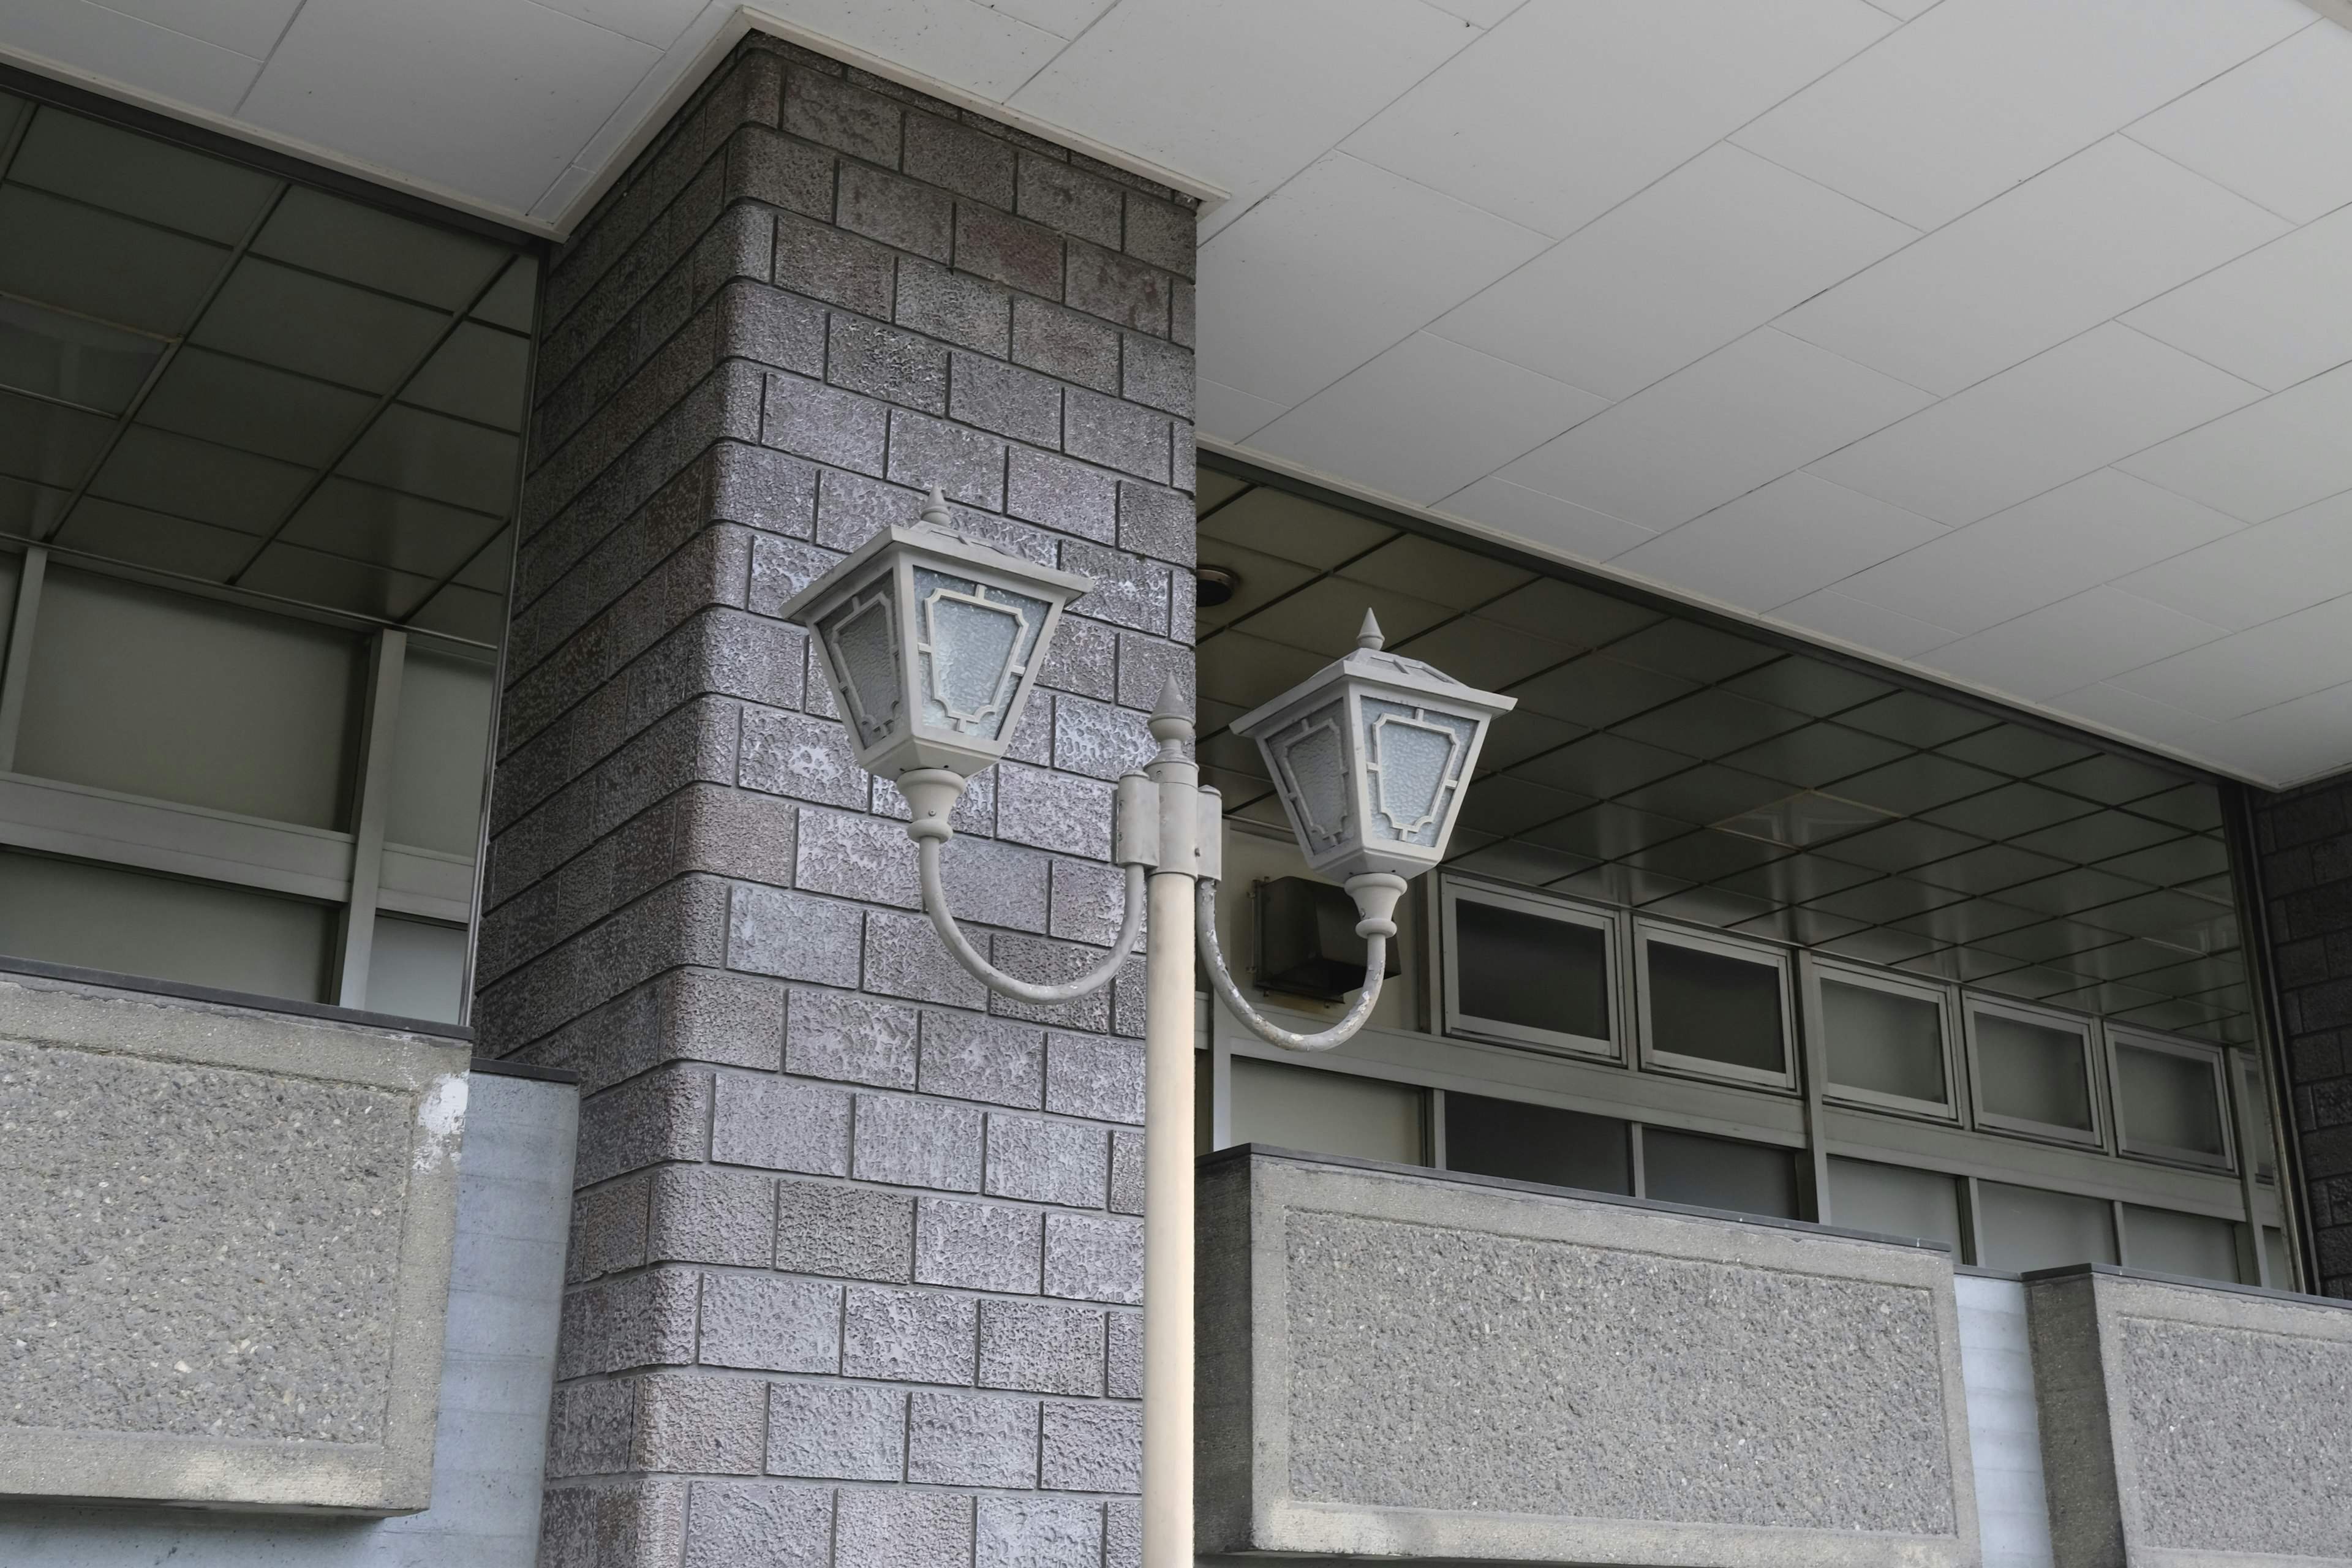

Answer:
[916,837,1144,1002]
[1196,873,1405,1053]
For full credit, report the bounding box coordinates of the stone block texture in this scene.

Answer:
[486,33,1191,1566]
[2250,778,2352,1296]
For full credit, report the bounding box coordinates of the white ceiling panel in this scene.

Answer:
[1497,328,1931,530]
[1808,324,2263,525]
[1196,379,1288,444]
[2171,679,2352,783]
[1831,469,2242,638]
[1442,475,1656,562]
[2045,680,2215,745]
[1012,0,1477,240]
[100,0,303,59]
[1194,152,1548,408]
[2122,206,2352,393]
[760,0,1071,99]
[2125,20,2352,224]
[1430,143,1916,401]
[531,0,718,52]
[983,0,1121,39]
[2114,490,2352,632]
[4,0,265,113]
[2118,361,2352,523]
[1776,135,2286,396]
[1338,0,1892,239]
[242,0,662,211]
[1251,333,1606,505]
[2111,594,2352,720]
[1773,587,1957,658]
[1611,472,1943,613]
[1733,0,2309,230]
[1914,586,2228,701]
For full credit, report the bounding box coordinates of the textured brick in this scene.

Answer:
[541,1478,690,1566]
[1119,333,1191,418]
[1064,387,1169,483]
[731,125,834,220]
[775,1177,914,1280]
[1053,693,1154,781]
[561,1266,701,1377]
[828,315,949,413]
[633,1373,769,1474]
[854,1091,984,1189]
[577,1068,712,1186]
[920,1009,1046,1107]
[785,984,920,1087]
[699,1272,843,1372]
[839,160,952,259]
[914,1196,1042,1292]
[987,934,1115,1032]
[949,352,1063,445]
[1044,1210,1142,1303]
[842,1286,979,1383]
[548,1378,633,1476]
[865,908,992,1009]
[1172,277,1194,349]
[767,1380,906,1480]
[773,211,895,318]
[957,206,1063,297]
[1115,630,1192,712]
[1039,612,1117,699]
[886,409,1007,508]
[1106,1496,1141,1568]
[783,68,902,163]
[1106,1310,1141,1399]
[1047,858,1129,951]
[741,709,868,808]
[986,1114,1109,1207]
[570,1175,651,1281]
[908,1390,1039,1486]
[650,1164,777,1266]
[1117,478,1193,565]
[1011,296,1119,394]
[939,835,1051,933]
[1060,541,1170,634]
[729,884,864,986]
[1018,153,1123,246]
[1122,194,1194,277]
[764,373,889,476]
[979,1298,1103,1397]
[998,764,1114,859]
[1007,445,1117,544]
[836,1489,973,1568]
[978,1495,1101,1568]
[1046,1033,1144,1123]
[685,1480,834,1568]
[896,257,1011,356]
[747,530,839,613]
[1066,242,1172,335]
[905,111,1015,206]
[794,807,921,908]
[712,1075,853,1175]
[1040,1399,1142,1492]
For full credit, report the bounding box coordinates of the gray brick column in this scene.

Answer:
[479,36,1194,1566]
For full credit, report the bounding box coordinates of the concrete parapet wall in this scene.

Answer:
[1196,1145,1979,1566]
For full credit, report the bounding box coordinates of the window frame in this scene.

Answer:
[1438,873,1624,1064]
[2106,1025,2236,1174]
[1810,959,1963,1125]
[1962,994,2107,1152]
[1634,921,1798,1093]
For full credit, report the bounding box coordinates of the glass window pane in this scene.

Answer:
[1646,938,1784,1074]
[253,186,507,311]
[1453,898,1609,1042]
[9,107,276,243]
[385,647,495,856]
[1823,979,1947,1104]
[2120,1204,2239,1284]
[1444,1092,1630,1195]
[1641,1127,1796,1218]
[17,568,360,827]
[2239,1052,2277,1181]
[0,848,330,1001]
[2115,1042,2225,1158]
[366,914,467,1023]
[1973,1009,2092,1131]
[2263,1227,2292,1288]
[1977,1181,2116,1272]
[1826,1157,1962,1251]
[1229,1056,1422,1166]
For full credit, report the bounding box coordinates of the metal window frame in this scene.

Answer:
[1810,959,1964,1125]
[2105,1025,2237,1175]
[1962,993,2108,1152]
[1634,921,1800,1094]
[1437,872,1624,1064]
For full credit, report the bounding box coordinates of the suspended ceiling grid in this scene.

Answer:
[1197,472,2250,1047]
[0,90,531,643]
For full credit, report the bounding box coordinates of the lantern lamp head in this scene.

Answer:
[1231,610,1515,882]
[780,488,1093,781]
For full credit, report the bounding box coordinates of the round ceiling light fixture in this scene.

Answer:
[1195,564,1239,608]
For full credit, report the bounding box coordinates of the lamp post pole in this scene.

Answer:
[1140,696,1197,1568]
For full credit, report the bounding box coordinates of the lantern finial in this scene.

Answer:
[921,485,951,527]
[1356,609,1384,652]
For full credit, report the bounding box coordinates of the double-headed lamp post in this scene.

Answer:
[783,490,1514,1568]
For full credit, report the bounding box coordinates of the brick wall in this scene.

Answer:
[2247,779,2352,1298]
[480,34,1194,1566]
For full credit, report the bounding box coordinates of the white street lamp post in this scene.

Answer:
[784,491,1513,1568]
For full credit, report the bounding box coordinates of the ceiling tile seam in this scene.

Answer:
[2105,14,2326,228]
[225,0,313,119]
[1205,435,2285,790]
[75,0,268,69]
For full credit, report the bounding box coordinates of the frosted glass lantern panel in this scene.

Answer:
[1268,700,1352,853]
[1362,697,1474,846]
[2115,1042,2225,1157]
[1823,979,1947,1105]
[912,567,1049,740]
[1974,1011,2093,1131]
[818,581,903,747]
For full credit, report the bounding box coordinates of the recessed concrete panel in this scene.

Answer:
[1197,1145,1979,1566]
[0,973,470,1512]
[2024,1264,2352,1568]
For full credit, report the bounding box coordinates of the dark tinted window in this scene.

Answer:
[1646,940,1784,1074]
[1446,1093,1630,1195]
[1823,979,1945,1104]
[1975,1011,2092,1131]
[1642,1127,1796,1218]
[1455,897,1610,1042]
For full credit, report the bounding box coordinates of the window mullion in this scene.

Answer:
[335,628,406,1009]
[0,545,48,771]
